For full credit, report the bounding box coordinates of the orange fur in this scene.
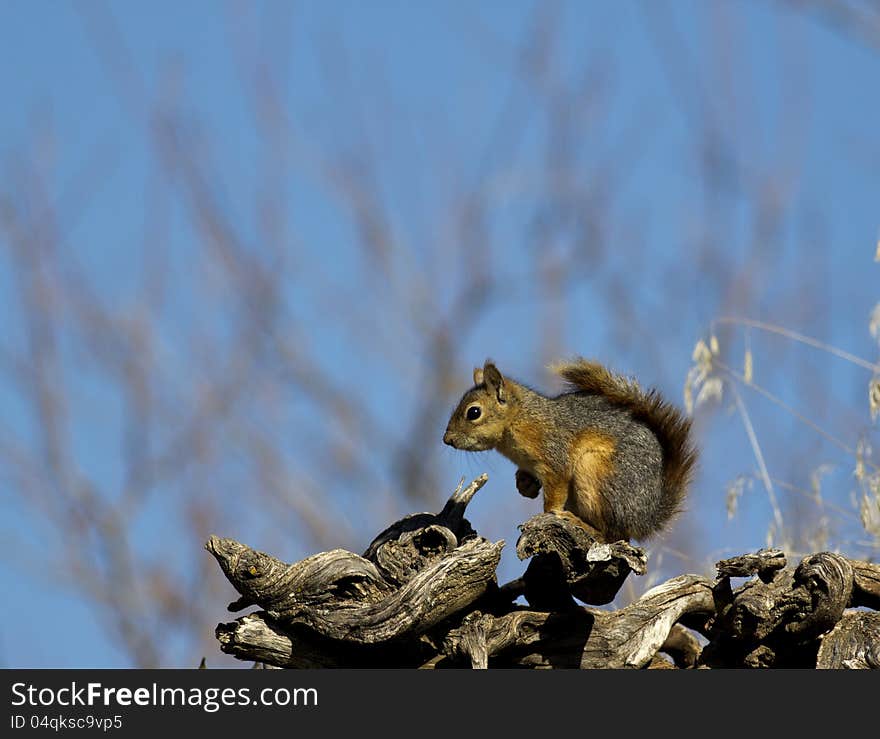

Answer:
[566,430,615,534]
[500,413,546,474]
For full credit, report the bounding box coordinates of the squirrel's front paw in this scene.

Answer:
[515,469,542,499]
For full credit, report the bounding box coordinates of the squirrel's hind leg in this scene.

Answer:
[542,476,605,539]
[542,473,607,541]
[541,476,569,513]
[552,510,605,542]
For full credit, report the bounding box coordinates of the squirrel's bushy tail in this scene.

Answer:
[552,358,697,529]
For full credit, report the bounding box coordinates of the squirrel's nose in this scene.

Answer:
[443,431,453,446]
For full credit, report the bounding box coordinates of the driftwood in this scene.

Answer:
[207,474,880,668]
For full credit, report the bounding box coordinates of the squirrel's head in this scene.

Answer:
[443,361,515,451]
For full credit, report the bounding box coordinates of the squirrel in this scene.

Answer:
[442,358,697,542]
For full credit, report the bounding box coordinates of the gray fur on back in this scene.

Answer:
[552,391,664,541]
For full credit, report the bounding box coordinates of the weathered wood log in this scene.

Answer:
[206,539,392,614]
[216,612,341,668]
[646,654,677,669]
[580,574,713,668]
[209,536,503,646]
[207,472,879,668]
[786,553,852,641]
[363,474,487,586]
[851,560,880,610]
[442,574,713,668]
[716,548,786,582]
[660,623,703,668]
[454,612,493,669]
[816,611,880,669]
[703,551,861,668]
[214,611,440,668]
[209,475,503,660]
[516,513,647,607]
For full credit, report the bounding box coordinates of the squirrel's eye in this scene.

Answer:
[466,406,481,421]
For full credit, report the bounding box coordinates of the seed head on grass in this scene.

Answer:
[870,303,880,343]
[870,377,880,422]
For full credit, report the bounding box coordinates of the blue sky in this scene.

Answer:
[1,1,879,667]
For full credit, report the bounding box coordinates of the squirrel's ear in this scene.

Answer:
[483,362,506,402]
[473,367,484,385]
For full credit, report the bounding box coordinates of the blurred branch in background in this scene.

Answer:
[0,0,878,667]
[781,0,880,50]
